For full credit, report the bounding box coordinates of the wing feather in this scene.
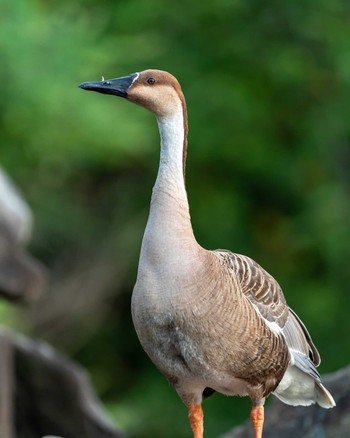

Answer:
[214,250,320,366]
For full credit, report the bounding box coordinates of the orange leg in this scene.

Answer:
[250,404,264,438]
[188,403,204,438]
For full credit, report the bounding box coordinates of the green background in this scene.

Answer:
[1,0,349,436]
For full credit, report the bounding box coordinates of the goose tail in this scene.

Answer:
[273,352,336,408]
[315,381,336,408]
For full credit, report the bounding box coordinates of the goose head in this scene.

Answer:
[79,69,185,119]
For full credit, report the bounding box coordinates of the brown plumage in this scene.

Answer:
[79,69,335,438]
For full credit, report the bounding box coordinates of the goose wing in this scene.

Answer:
[214,250,320,366]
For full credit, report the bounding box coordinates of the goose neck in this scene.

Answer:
[153,103,188,199]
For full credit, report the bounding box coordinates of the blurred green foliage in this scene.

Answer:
[1,0,350,436]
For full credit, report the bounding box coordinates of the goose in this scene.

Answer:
[79,70,335,438]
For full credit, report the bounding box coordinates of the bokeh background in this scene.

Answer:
[1,0,350,436]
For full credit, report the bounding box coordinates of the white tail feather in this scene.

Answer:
[273,365,336,408]
[315,381,336,408]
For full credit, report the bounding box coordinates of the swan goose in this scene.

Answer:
[79,70,335,438]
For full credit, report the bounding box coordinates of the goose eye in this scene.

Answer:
[147,77,156,85]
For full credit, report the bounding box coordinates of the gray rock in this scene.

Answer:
[221,366,350,438]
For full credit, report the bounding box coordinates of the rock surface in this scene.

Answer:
[0,167,47,301]
[0,329,123,438]
[221,366,350,438]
